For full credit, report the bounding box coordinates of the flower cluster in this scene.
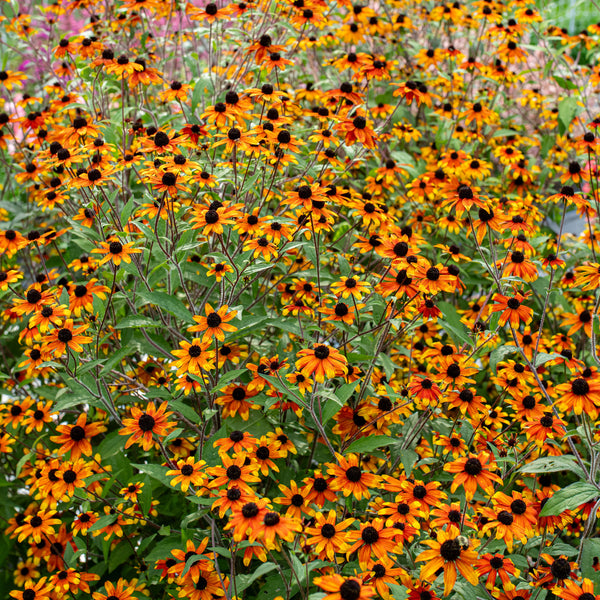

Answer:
[2,0,600,599]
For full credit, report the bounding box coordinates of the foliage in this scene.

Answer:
[1,1,600,600]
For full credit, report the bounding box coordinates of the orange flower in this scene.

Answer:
[346,518,399,569]
[305,510,355,561]
[314,575,375,600]
[490,292,533,328]
[119,401,175,451]
[327,453,379,500]
[295,344,348,382]
[166,457,208,492]
[15,510,62,543]
[92,238,141,266]
[171,339,215,375]
[50,413,107,460]
[188,304,237,343]
[417,527,479,596]
[10,577,53,600]
[445,453,503,500]
[43,319,93,356]
[335,112,378,148]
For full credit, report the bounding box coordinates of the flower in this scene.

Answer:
[346,518,399,569]
[171,339,215,375]
[327,453,379,500]
[119,401,175,451]
[295,344,348,382]
[92,238,141,266]
[444,453,503,500]
[50,413,106,460]
[490,292,533,328]
[167,457,208,492]
[10,578,53,600]
[306,510,355,560]
[43,319,93,357]
[313,575,375,600]
[15,510,62,543]
[416,527,479,596]
[188,304,237,343]
[476,553,520,590]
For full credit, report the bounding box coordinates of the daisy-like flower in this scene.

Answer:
[555,577,600,600]
[119,401,175,451]
[120,482,144,503]
[444,453,503,500]
[166,457,208,492]
[205,262,234,282]
[533,554,577,589]
[416,527,479,596]
[335,112,378,148]
[327,453,379,500]
[490,292,533,328]
[15,510,62,543]
[305,510,355,561]
[92,238,141,266]
[176,570,227,600]
[216,383,260,420]
[413,263,456,295]
[256,510,301,548]
[22,401,55,433]
[295,344,348,383]
[91,579,137,600]
[9,577,53,600]
[213,430,258,455]
[171,339,215,375]
[43,319,93,357]
[330,276,371,299]
[188,304,237,343]
[224,498,271,542]
[346,518,399,569]
[476,553,520,591]
[575,262,600,290]
[555,376,600,418]
[207,453,262,494]
[72,511,99,536]
[243,236,279,262]
[314,575,375,600]
[50,413,106,460]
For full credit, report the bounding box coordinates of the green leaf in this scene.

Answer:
[319,394,343,426]
[89,514,117,532]
[399,449,419,477]
[137,291,194,323]
[553,76,578,90]
[235,563,279,593]
[492,128,520,138]
[169,399,201,424]
[140,475,153,516]
[210,368,247,392]
[534,352,561,367]
[539,482,599,516]
[558,96,581,136]
[490,345,517,373]
[520,456,586,479]
[334,380,359,404]
[133,463,172,488]
[115,315,161,329]
[345,435,397,454]
[438,301,472,347]
[581,538,600,588]
[182,553,205,577]
[100,343,136,375]
[109,542,134,573]
[387,583,408,600]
